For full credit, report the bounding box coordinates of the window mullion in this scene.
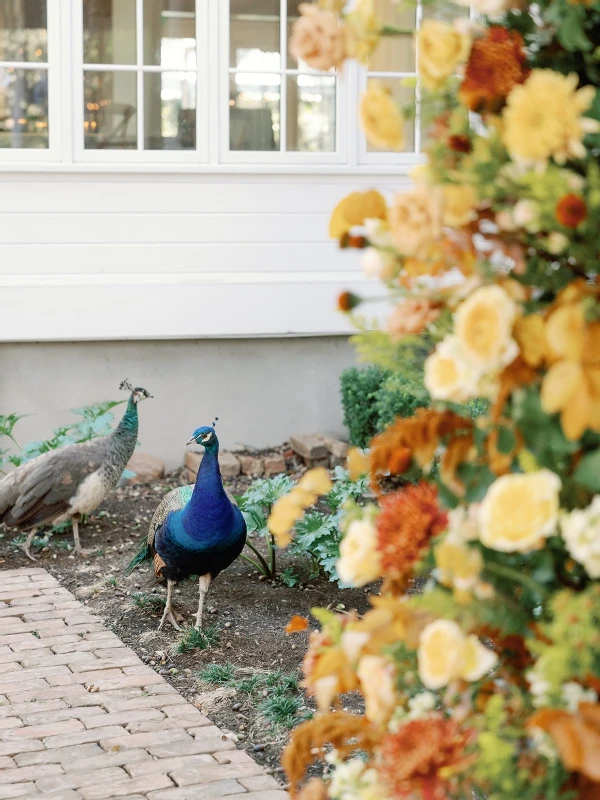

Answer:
[279,0,286,154]
[136,0,144,152]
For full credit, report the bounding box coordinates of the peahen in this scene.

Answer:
[126,422,246,631]
[0,381,152,560]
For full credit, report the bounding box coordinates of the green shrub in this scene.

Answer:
[340,365,390,447]
[376,373,429,431]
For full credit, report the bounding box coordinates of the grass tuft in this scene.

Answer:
[174,624,220,653]
[131,592,166,611]
[258,694,310,730]
[199,662,236,684]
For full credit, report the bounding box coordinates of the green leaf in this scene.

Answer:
[573,449,600,491]
[496,425,516,455]
[556,6,592,52]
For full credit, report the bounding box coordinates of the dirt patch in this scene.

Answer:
[0,459,371,786]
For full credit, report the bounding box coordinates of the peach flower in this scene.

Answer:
[289,4,347,71]
[387,299,441,341]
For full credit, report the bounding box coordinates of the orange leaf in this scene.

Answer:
[286,615,309,635]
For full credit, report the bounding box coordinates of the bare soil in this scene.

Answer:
[0,453,371,786]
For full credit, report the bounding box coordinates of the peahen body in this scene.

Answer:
[126,424,246,631]
[0,382,152,560]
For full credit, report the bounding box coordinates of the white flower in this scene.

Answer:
[407,691,437,719]
[360,247,395,280]
[496,209,517,232]
[513,200,540,232]
[337,518,382,587]
[527,666,551,707]
[329,756,388,800]
[529,727,558,761]
[363,217,393,249]
[546,232,569,255]
[561,681,598,712]
[447,505,480,542]
[561,497,600,578]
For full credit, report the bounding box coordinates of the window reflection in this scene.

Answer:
[0,0,47,63]
[83,71,137,149]
[230,0,280,70]
[287,74,335,152]
[144,0,196,68]
[0,68,48,148]
[83,0,136,64]
[144,71,196,150]
[230,74,280,151]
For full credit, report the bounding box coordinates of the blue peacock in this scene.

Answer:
[126,420,246,631]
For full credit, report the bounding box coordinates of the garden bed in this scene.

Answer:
[0,464,371,786]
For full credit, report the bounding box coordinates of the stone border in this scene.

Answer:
[0,567,289,800]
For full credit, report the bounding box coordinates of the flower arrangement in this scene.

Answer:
[273,0,600,798]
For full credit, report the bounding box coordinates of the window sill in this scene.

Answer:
[0,160,420,176]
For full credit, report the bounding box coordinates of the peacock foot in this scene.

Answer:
[73,546,95,557]
[157,606,184,632]
[22,543,38,563]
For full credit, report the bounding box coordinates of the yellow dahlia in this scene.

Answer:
[502,70,600,164]
[479,470,561,553]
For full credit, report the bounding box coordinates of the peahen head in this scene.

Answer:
[186,425,219,452]
[120,379,153,405]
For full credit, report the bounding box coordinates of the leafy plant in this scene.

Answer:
[173,624,220,653]
[258,693,309,730]
[199,662,236,684]
[238,474,294,580]
[280,567,301,587]
[131,592,166,611]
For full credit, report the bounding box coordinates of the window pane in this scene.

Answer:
[83,0,136,65]
[84,71,137,149]
[230,0,280,70]
[368,1,415,73]
[143,0,196,68]
[0,0,47,63]
[366,78,414,152]
[287,0,320,70]
[287,74,335,152]
[230,73,280,151]
[144,71,196,150]
[0,67,48,148]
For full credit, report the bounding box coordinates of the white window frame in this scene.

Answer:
[220,0,348,166]
[0,0,424,173]
[0,0,62,163]
[71,0,209,164]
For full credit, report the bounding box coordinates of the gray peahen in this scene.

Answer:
[0,381,152,560]
[126,421,246,631]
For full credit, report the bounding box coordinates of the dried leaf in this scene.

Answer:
[286,615,309,634]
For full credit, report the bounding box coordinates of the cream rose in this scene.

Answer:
[417,20,471,91]
[479,470,561,553]
[424,335,481,402]
[389,186,443,258]
[337,518,382,587]
[357,655,397,726]
[561,496,600,578]
[289,4,347,71]
[361,247,396,280]
[418,619,498,690]
[454,284,519,369]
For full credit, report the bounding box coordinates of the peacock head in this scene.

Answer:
[120,380,153,405]
[186,425,219,451]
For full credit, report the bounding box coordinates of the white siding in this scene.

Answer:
[0,171,406,342]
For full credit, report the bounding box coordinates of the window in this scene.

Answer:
[228,0,336,156]
[0,0,422,170]
[0,0,58,158]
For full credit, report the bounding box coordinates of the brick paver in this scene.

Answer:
[0,569,288,799]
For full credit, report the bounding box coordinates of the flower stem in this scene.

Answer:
[483,561,549,599]
[243,540,272,578]
[380,24,414,36]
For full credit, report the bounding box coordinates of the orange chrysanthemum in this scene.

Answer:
[555,194,587,228]
[448,134,472,153]
[379,717,473,799]
[376,483,448,588]
[459,28,529,113]
[369,407,473,488]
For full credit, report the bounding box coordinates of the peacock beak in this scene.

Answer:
[185,436,196,446]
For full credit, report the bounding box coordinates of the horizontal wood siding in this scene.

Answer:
[0,172,406,342]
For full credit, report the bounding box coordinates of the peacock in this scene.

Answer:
[0,381,152,560]
[126,421,246,631]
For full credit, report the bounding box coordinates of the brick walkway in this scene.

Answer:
[0,567,289,799]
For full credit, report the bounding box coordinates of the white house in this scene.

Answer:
[0,0,415,467]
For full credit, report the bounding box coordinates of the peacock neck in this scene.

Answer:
[112,396,139,448]
[182,444,229,531]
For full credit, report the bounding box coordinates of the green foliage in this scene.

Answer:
[340,365,390,447]
[258,693,309,730]
[130,592,166,611]
[199,662,236,684]
[279,567,301,587]
[174,624,220,653]
[0,401,124,474]
[239,474,294,580]
[375,372,429,431]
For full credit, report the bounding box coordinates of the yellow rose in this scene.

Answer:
[479,470,561,553]
[442,184,478,227]
[359,81,406,151]
[424,335,481,402]
[434,536,483,593]
[454,284,518,369]
[345,0,380,64]
[503,70,600,164]
[417,20,471,92]
[337,518,382,587]
[357,655,397,726]
[389,186,443,258]
[418,619,498,690]
[329,189,387,240]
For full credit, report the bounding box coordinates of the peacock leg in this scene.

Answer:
[158,580,183,632]
[194,574,212,629]
[22,529,38,562]
[72,516,93,556]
